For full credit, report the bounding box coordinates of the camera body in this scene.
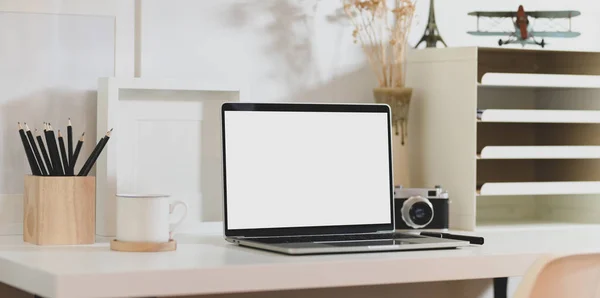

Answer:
[394,185,449,230]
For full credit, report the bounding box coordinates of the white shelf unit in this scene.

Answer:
[405,47,600,231]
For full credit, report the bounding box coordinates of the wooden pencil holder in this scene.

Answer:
[23,175,95,245]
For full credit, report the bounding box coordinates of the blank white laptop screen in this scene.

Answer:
[224,110,392,230]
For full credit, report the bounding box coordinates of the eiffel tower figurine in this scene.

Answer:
[415,0,447,48]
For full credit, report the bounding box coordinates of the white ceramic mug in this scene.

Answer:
[116,194,188,243]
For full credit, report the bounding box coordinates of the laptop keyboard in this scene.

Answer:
[247,232,421,244]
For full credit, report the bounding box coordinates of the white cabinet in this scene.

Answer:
[406,47,600,230]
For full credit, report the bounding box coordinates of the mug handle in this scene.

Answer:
[169,201,188,240]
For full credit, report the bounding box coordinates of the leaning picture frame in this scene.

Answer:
[95,77,246,236]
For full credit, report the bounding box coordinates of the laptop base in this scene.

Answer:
[228,233,470,255]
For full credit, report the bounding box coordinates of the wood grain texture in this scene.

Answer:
[477,123,537,152]
[477,160,537,184]
[23,175,95,245]
[110,239,177,252]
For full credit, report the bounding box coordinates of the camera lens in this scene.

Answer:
[409,202,433,226]
[400,196,434,229]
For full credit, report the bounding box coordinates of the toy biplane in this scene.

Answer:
[467,5,580,48]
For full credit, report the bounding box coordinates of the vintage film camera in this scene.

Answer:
[394,185,449,230]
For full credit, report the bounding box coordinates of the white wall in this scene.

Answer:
[0,0,135,77]
[138,0,600,107]
[138,0,377,104]
[0,0,135,235]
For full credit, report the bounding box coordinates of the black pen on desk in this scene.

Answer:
[18,122,41,175]
[58,130,69,176]
[78,129,112,176]
[36,129,53,175]
[25,124,47,176]
[420,232,485,245]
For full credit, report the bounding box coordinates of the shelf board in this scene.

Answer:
[477,109,600,123]
[477,181,600,196]
[478,146,600,159]
[476,220,600,230]
[479,73,600,89]
[478,84,600,90]
[475,220,600,232]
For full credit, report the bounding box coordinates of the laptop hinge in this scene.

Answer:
[234,231,392,239]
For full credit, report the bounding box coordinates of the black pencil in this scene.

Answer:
[25,124,47,176]
[18,122,41,175]
[42,123,54,175]
[36,129,53,175]
[46,124,64,176]
[58,130,69,176]
[67,118,73,168]
[70,133,84,175]
[78,129,112,176]
[44,124,57,175]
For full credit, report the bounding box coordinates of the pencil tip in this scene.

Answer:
[82,132,85,136]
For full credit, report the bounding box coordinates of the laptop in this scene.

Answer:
[221,102,469,255]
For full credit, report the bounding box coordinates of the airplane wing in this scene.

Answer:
[467,31,513,36]
[527,11,581,18]
[530,31,581,38]
[467,11,516,18]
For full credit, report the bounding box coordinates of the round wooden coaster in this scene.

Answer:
[110,239,177,252]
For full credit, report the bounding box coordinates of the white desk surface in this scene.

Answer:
[2,222,600,298]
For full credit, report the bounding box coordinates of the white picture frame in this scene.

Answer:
[96,77,246,236]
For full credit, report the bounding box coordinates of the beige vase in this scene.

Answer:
[373,87,413,187]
